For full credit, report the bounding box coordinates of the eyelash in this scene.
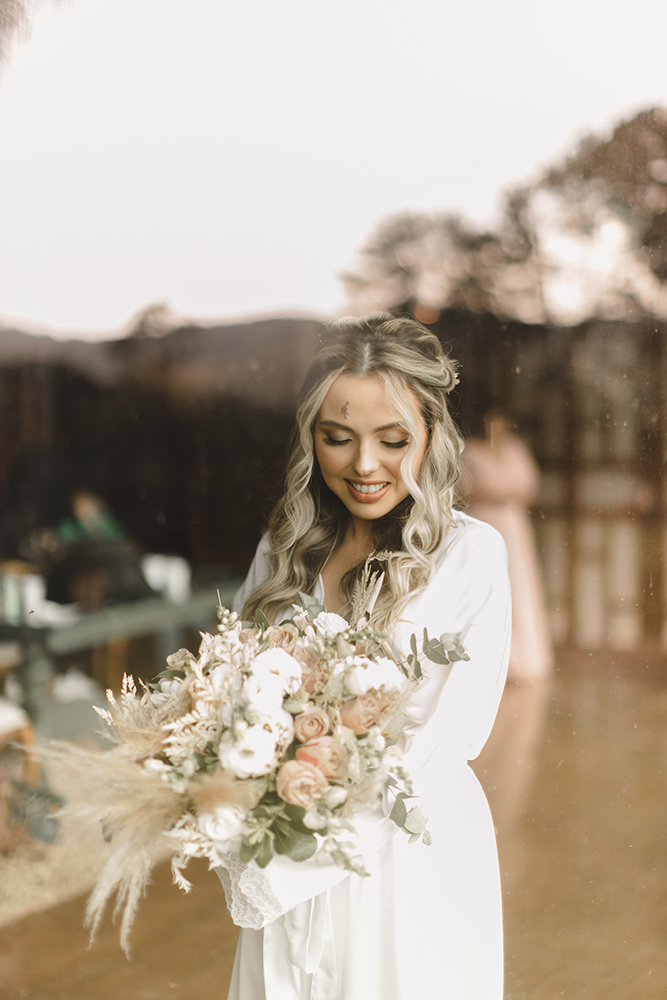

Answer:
[323,436,409,449]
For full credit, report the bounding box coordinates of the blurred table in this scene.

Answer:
[0,579,242,726]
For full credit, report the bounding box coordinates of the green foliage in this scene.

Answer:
[192,750,219,773]
[421,629,469,665]
[297,592,326,618]
[388,790,415,828]
[253,608,271,630]
[272,817,318,862]
[388,790,432,847]
[239,793,318,868]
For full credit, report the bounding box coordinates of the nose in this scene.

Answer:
[352,439,381,478]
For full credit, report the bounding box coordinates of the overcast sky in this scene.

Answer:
[0,0,665,340]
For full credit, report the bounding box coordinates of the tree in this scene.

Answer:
[343,107,667,327]
[0,0,59,68]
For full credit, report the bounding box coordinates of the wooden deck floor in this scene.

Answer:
[2,651,667,999]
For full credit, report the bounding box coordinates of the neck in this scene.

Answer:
[345,516,374,554]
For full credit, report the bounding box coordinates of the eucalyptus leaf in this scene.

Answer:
[404,805,428,835]
[297,592,326,617]
[253,609,270,630]
[283,803,307,823]
[423,643,451,665]
[255,835,275,869]
[259,791,282,808]
[240,839,261,864]
[438,633,459,652]
[154,668,186,681]
[389,793,408,827]
[273,819,317,862]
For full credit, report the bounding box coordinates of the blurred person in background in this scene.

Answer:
[460,411,553,683]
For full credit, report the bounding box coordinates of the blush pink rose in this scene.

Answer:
[294,647,329,694]
[276,760,329,809]
[294,707,331,743]
[295,736,349,781]
[302,665,329,695]
[339,694,381,735]
[264,624,299,655]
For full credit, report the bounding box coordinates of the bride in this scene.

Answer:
[224,313,511,1000]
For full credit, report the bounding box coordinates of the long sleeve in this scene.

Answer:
[396,516,511,781]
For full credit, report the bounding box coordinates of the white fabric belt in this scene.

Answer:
[263,890,337,1000]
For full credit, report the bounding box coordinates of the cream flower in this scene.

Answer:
[345,656,404,695]
[313,611,349,636]
[197,804,245,845]
[251,647,303,694]
[218,724,282,779]
[302,806,328,830]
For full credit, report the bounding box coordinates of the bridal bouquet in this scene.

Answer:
[52,592,468,953]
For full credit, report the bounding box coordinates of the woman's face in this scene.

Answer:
[314,374,428,525]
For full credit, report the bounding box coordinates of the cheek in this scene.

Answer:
[315,440,341,479]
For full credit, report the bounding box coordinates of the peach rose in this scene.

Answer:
[238,627,261,644]
[294,646,329,694]
[295,736,349,781]
[264,624,299,655]
[339,694,381,735]
[293,644,320,669]
[276,759,328,809]
[294,707,331,743]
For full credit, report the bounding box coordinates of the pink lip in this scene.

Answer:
[345,480,391,504]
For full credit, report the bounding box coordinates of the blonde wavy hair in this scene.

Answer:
[241,314,464,633]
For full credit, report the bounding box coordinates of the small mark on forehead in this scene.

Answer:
[341,401,350,419]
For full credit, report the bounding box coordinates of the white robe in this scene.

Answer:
[221,511,511,1000]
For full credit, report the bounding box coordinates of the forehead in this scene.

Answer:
[319,374,422,426]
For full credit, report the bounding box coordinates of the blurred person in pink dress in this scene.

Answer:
[460,412,553,682]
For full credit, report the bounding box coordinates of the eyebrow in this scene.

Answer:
[318,419,407,433]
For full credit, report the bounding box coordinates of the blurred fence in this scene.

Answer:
[1,314,665,651]
[439,310,664,651]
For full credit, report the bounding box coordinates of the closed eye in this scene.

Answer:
[382,439,409,449]
[323,435,351,446]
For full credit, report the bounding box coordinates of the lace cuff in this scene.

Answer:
[214,851,284,930]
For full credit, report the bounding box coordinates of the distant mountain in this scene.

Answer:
[0,328,122,385]
[0,316,327,406]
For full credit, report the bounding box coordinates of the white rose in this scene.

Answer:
[156,678,181,696]
[143,758,171,778]
[252,647,303,695]
[208,662,233,691]
[242,672,286,717]
[197,804,245,845]
[313,611,349,636]
[218,724,281,779]
[179,758,196,779]
[323,786,348,809]
[302,806,328,830]
[346,656,404,695]
[250,705,295,745]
